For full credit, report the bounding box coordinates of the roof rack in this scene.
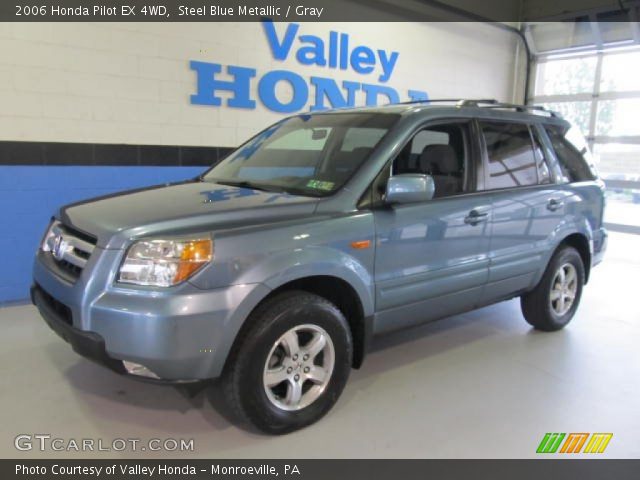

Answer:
[399,98,560,118]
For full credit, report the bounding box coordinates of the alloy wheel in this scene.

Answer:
[262,324,335,411]
[549,262,578,316]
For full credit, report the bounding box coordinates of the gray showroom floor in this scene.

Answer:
[1,232,639,459]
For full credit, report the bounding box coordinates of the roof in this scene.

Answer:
[310,99,567,126]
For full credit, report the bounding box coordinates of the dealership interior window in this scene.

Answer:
[533,47,640,232]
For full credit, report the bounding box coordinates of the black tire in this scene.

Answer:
[521,246,585,331]
[221,291,352,434]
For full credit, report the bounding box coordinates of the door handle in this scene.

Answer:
[464,209,489,225]
[547,198,564,211]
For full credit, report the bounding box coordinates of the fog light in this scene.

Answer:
[122,361,160,380]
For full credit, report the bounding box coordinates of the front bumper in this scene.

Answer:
[33,249,270,381]
[31,284,128,376]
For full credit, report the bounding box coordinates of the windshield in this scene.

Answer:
[203,112,399,197]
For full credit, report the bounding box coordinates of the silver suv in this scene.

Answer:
[32,99,607,434]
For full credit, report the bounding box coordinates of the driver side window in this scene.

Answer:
[364,122,470,207]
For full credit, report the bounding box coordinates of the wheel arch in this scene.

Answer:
[558,232,592,283]
[227,245,375,370]
[226,274,372,372]
[268,275,371,369]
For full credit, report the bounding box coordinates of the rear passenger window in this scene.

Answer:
[545,127,596,182]
[480,122,538,189]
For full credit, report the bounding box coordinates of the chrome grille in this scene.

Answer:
[44,221,97,279]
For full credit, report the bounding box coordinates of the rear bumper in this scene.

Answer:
[593,227,608,267]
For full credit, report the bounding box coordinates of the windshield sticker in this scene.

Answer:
[306,180,334,191]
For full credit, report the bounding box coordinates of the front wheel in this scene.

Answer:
[221,291,352,434]
[521,246,585,331]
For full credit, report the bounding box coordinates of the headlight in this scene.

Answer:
[41,221,57,252]
[118,238,213,287]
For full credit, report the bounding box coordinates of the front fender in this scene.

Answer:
[236,245,375,318]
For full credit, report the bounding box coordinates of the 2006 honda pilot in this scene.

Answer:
[33,99,607,434]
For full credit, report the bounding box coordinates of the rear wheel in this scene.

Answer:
[521,246,585,331]
[221,291,352,434]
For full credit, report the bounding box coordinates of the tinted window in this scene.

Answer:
[481,122,538,189]
[545,126,596,182]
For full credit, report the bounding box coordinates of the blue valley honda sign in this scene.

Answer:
[190,21,429,113]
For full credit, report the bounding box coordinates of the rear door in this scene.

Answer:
[478,119,565,303]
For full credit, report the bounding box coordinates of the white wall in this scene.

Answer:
[0,21,521,148]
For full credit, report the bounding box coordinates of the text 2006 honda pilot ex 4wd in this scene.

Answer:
[33,99,607,434]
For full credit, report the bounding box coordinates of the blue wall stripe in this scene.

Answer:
[0,165,205,303]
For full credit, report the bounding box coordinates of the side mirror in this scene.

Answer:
[385,174,435,205]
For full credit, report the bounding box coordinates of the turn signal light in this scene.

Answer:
[175,239,214,283]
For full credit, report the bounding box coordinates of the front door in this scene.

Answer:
[372,121,491,333]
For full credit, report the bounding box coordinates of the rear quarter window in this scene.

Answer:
[545,126,597,182]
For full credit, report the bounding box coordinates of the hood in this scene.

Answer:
[59,180,319,249]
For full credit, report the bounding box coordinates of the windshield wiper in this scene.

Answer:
[279,186,326,198]
[211,179,326,198]
[213,179,283,193]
